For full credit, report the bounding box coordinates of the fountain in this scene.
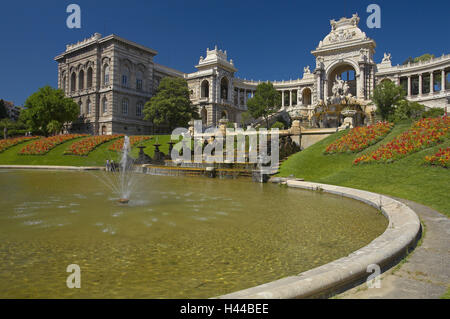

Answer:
[117,136,134,203]
[94,136,140,204]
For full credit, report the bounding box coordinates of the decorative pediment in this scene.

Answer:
[317,14,371,49]
[195,45,237,73]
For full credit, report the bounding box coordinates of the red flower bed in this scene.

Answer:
[64,135,123,156]
[424,147,450,168]
[0,136,39,153]
[354,117,449,165]
[325,122,394,154]
[19,134,88,155]
[108,136,152,152]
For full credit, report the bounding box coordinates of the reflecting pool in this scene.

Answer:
[0,170,387,298]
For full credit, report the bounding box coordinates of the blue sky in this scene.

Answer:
[0,0,449,106]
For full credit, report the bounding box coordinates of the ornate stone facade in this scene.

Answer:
[55,14,450,134]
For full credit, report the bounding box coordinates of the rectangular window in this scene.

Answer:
[136,79,143,91]
[122,75,128,87]
[122,100,128,115]
[136,103,142,116]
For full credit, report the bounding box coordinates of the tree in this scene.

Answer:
[0,100,8,119]
[1,118,12,139]
[246,82,281,129]
[143,77,198,131]
[371,81,405,121]
[20,86,79,136]
[240,111,252,127]
[46,120,63,136]
[390,100,425,123]
[402,53,435,65]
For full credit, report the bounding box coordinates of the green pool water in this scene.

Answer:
[0,170,388,298]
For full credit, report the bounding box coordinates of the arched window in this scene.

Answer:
[122,66,129,87]
[78,70,84,90]
[122,99,129,115]
[136,71,143,91]
[201,107,207,124]
[136,102,143,117]
[62,74,66,93]
[104,65,110,85]
[87,67,93,88]
[71,73,77,92]
[221,110,228,119]
[102,98,107,114]
[220,77,229,100]
[302,88,312,106]
[86,100,91,114]
[201,80,209,98]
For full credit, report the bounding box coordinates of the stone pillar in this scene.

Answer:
[289,90,292,107]
[289,119,301,146]
[442,70,446,91]
[237,89,240,107]
[407,76,412,97]
[323,80,328,102]
[430,72,434,94]
[281,90,285,107]
[358,65,365,99]
[419,74,423,96]
[244,90,247,107]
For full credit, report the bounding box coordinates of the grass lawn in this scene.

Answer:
[278,121,450,217]
[0,135,174,167]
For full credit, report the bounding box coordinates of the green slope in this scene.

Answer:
[278,122,450,217]
[0,135,173,167]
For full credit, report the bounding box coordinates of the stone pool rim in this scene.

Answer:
[0,165,421,299]
[217,180,421,299]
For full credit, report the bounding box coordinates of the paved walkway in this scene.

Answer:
[338,198,449,299]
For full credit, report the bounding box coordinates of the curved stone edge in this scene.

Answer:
[217,180,421,299]
[0,165,103,171]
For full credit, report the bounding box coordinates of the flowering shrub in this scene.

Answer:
[354,117,449,165]
[325,122,394,154]
[108,136,152,152]
[424,147,450,168]
[0,136,39,153]
[64,135,122,156]
[19,134,88,155]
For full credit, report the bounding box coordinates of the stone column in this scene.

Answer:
[281,90,285,107]
[430,72,434,94]
[358,65,365,99]
[244,90,247,107]
[442,70,446,91]
[237,89,240,107]
[323,80,328,102]
[407,76,411,97]
[289,90,292,107]
[419,74,423,96]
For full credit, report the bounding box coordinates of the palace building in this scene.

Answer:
[55,13,450,135]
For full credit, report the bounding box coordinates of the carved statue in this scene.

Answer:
[382,52,392,63]
[343,81,350,96]
[303,66,311,74]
